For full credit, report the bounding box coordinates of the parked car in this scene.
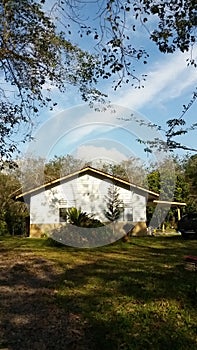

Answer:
[177,213,197,238]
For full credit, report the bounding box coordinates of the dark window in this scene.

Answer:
[59,208,68,222]
[124,208,133,221]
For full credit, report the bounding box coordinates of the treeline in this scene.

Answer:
[0,154,196,235]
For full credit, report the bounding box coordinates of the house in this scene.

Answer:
[15,166,185,240]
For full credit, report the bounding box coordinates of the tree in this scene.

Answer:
[146,156,194,228]
[44,154,86,182]
[0,171,28,235]
[137,101,197,154]
[183,154,197,211]
[53,0,197,152]
[1,0,197,167]
[104,185,124,222]
[99,158,147,185]
[0,0,104,168]
[54,0,196,84]
[15,154,88,192]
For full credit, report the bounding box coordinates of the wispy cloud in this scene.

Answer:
[110,50,197,110]
[23,46,196,161]
[26,105,124,159]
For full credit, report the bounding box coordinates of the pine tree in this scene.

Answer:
[104,185,124,222]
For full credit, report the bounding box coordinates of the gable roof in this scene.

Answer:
[15,166,159,201]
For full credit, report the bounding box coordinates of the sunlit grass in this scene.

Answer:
[0,235,197,349]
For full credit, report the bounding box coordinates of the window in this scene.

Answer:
[59,199,67,206]
[59,208,68,222]
[124,208,133,221]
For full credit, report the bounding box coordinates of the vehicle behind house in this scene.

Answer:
[177,213,197,238]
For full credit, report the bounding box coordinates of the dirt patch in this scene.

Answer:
[0,251,90,350]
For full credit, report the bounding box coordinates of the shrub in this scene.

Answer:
[65,207,104,228]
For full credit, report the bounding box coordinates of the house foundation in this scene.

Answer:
[29,223,63,238]
[131,221,147,236]
[30,221,148,239]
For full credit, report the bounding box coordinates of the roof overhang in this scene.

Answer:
[15,166,159,201]
[152,200,186,207]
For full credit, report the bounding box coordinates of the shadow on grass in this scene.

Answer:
[0,236,197,349]
[0,253,90,350]
[56,237,197,349]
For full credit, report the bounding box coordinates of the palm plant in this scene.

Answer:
[66,207,103,228]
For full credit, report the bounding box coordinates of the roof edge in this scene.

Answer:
[153,200,186,206]
[15,165,159,199]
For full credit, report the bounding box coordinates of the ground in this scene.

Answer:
[0,235,197,349]
[0,249,90,350]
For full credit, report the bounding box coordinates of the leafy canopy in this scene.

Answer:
[0,0,104,166]
[0,0,196,167]
[53,0,197,151]
[54,0,197,83]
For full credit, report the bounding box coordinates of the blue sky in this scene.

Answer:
[22,1,197,167]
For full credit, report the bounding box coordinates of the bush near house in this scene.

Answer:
[65,207,104,228]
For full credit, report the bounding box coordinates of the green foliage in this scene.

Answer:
[147,1,197,54]
[183,154,197,211]
[147,155,197,226]
[15,154,87,191]
[0,0,104,167]
[0,0,196,166]
[0,171,28,235]
[18,155,46,191]
[65,207,103,228]
[100,157,147,186]
[104,185,124,222]
[18,155,147,193]
[58,0,196,85]
[44,155,85,182]
[138,108,197,153]
[0,220,9,236]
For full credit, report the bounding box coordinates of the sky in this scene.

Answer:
[21,1,197,169]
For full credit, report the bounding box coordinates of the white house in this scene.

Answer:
[16,166,161,239]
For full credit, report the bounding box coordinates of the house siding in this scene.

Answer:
[30,174,147,222]
[27,172,148,238]
[30,174,146,237]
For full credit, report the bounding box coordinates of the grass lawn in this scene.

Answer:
[0,235,197,349]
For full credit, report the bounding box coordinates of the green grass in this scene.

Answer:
[1,235,197,349]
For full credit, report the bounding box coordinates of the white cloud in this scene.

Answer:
[111,50,197,110]
[27,46,197,160]
[26,105,125,159]
[47,123,115,158]
[74,144,128,164]
[25,101,167,161]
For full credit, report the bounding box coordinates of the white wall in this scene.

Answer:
[30,174,146,224]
